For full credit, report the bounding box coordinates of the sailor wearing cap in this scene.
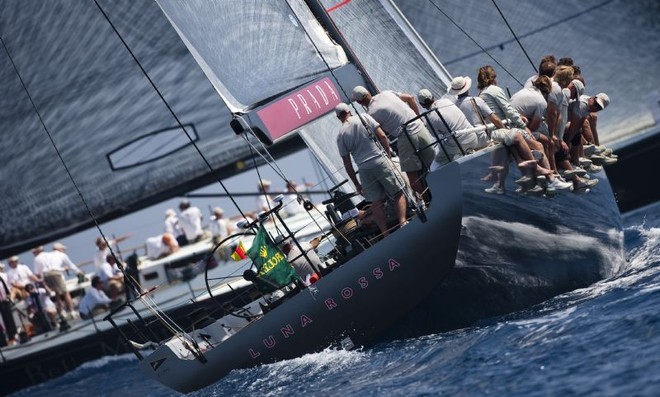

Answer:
[351,85,436,196]
[335,103,408,235]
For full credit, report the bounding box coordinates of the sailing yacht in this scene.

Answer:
[0,0,627,394]
[108,0,623,393]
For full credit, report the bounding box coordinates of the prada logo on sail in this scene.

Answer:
[257,77,341,140]
[248,258,401,359]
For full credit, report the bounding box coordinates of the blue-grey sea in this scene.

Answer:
[9,202,660,396]
[4,1,660,396]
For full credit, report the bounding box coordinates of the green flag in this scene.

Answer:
[246,225,299,293]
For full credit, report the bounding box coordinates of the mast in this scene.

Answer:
[303,0,380,94]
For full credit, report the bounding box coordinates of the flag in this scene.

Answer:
[231,241,247,261]
[246,225,300,293]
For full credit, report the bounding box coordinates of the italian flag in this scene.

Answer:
[231,241,247,261]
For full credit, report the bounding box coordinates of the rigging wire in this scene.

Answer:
[426,0,523,87]
[284,0,419,210]
[0,33,195,346]
[490,0,537,73]
[0,34,119,268]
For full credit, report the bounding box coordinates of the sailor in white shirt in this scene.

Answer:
[78,276,112,319]
[178,199,204,245]
[6,255,39,300]
[93,233,132,270]
[33,243,82,319]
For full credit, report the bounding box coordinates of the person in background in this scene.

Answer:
[178,199,204,245]
[97,254,125,303]
[94,233,133,270]
[145,233,180,260]
[282,180,307,217]
[78,276,112,320]
[210,207,231,244]
[6,255,40,301]
[33,243,83,320]
[24,283,58,332]
[275,235,321,286]
[0,262,18,345]
[164,208,185,247]
[256,180,273,213]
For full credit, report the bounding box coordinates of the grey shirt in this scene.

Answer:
[337,113,384,169]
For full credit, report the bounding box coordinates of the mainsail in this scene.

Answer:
[0,1,303,257]
[156,0,366,143]
[156,0,455,187]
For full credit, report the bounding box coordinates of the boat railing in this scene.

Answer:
[401,110,512,168]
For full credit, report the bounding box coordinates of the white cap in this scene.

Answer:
[595,93,609,110]
[571,79,584,97]
[417,89,434,104]
[335,103,351,117]
[351,85,370,101]
[53,242,67,250]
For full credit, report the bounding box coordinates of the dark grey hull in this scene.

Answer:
[142,164,465,393]
[387,145,625,339]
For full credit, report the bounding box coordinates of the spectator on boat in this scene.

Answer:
[335,102,408,236]
[78,276,112,320]
[164,208,185,246]
[97,254,125,302]
[33,243,83,320]
[0,263,18,345]
[282,180,308,217]
[6,255,40,301]
[145,233,180,260]
[24,283,58,332]
[209,207,231,244]
[178,199,204,245]
[94,233,133,270]
[417,88,487,167]
[352,85,436,197]
[275,235,321,285]
[256,179,274,214]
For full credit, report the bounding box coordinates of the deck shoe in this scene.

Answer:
[579,157,592,168]
[547,178,573,190]
[583,144,597,157]
[484,183,504,195]
[572,166,588,177]
[560,169,578,179]
[586,164,603,173]
[527,184,545,196]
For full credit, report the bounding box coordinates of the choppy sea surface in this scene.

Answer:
[4,1,659,396]
[10,201,660,397]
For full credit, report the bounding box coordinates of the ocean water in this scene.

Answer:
[10,201,660,397]
[4,1,659,395]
